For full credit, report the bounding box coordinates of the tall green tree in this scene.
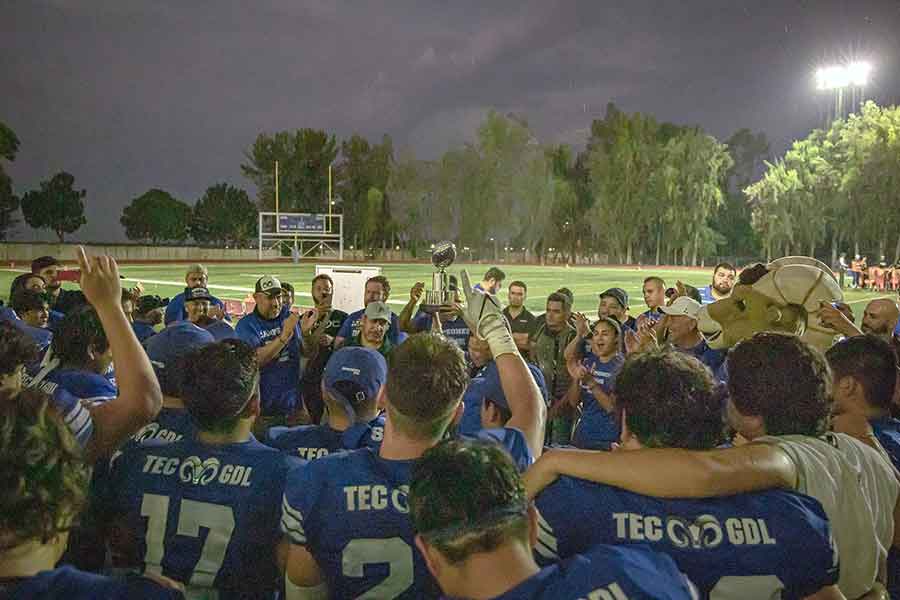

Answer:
[241,129,339,213]
[0,122,20,240]
[120,189,192,243]
[191,183,257,246]
[335,134,394,250]
[21,172,86,242]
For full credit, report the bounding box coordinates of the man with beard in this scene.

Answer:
[699,262,737,304]
[235,275,302,429]
[861,298,900,341]
[31,255,84,320]
[299,273,348,424]
[503,280,537,355]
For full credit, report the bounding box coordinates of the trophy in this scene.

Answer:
[421,241,457,314]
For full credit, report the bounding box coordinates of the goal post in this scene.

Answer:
[257,212,344,261]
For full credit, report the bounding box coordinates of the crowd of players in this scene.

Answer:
[1,249,899,599]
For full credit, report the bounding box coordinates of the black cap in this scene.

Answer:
[598,287,628,310]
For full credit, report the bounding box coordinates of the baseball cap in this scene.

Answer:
[324,347,387,407]
[364,301,391,322]
[476,360,548,413]
[255,275,282,296]
[136,295,169,314]
[184,287,212,302]
[145,321,215,392]
[659,296,702,319]
[598,287,629,310]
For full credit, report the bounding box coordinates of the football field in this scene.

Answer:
[1,260,890,321]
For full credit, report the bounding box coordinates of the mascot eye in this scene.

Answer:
[734,299,746,311]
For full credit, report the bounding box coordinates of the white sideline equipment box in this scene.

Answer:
[315,265,381,314]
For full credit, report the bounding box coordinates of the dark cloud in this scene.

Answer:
[3,0,899,241]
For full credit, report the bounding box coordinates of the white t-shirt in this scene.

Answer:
[757,432,898,598]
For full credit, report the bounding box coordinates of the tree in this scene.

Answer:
[120,189,192,243]
[335,134,394,250]
[21,172,86,242]
[0,121,20,240]
[241,129,338,213]
[191,183,257,246]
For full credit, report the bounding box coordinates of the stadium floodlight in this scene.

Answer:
[815,61,872,90]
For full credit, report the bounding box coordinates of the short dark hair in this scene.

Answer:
[728,332,831,437]
[51,306,109,369]
[508,280,527,293]
[10,290,49,315]
[30,256,60,274]
[179,340,259,434]
[714,262,736,275]
[615,349,723,450]
[409,439,528,564]
[281,282,294,293]
[0,322,39,377]
[682,284,703,304]
[555,287,574,304]
[366,275,391,297]
[483,267,505,282]
[9,273,44,298]
[311,273,333,288]
[546,292,572,313]
[643,276,665,288]
[0,388,89,551]
[826,335,898,411]
[385,333,468,440]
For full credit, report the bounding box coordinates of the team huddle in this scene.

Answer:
[1,248,899,599]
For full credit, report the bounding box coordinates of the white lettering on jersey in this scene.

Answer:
[343,484,409,513]
[612,513,776,548]
[297,447,331,459]
[133,422,184,444]
[139,455,253,487]
[580,582,629,600]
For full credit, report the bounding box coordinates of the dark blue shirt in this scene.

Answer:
[572,353,624,450]
[535,476,839,599]
[235,310,302,415]
[412,311,470,350]
[0,566,182,600]
[681,339,726,374]
[164,292,229,326]
[104,436,302,599]
[133,320,158,343]
[265,415,385,460]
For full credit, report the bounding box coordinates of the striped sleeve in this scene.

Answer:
[281,493,307,544]
[53,388,94,448]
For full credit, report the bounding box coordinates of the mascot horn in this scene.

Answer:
[698,256,843,352]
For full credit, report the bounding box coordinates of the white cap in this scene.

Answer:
[659,296,702,320]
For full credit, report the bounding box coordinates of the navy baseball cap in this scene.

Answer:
[145,321,215,393]
[184,287,213,302]
[136,295,169,314]
[324,347,387,407]
[476,360,549,412]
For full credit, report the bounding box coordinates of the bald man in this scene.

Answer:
[861,298,900,341]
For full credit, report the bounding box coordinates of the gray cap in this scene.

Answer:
[364,301,391,322]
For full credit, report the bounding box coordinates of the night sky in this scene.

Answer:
[4,0,900,242]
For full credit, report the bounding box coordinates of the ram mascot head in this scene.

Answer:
[698,257,843,352]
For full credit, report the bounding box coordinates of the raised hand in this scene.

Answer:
[460,269,517,357]
[77,246,122,311]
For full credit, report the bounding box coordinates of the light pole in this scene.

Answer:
[815,61,872,125]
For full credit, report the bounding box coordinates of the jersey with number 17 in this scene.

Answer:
[103,436,303,600]
[281,430,532,599]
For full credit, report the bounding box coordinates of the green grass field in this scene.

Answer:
[2,261,892,321]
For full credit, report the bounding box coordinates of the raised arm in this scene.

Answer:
[76,248,162,461]
[461,270,546,458]
[398,282,425,334]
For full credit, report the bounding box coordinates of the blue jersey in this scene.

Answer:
[130,407,196,446]
[465,427,534,472]
[640,308,663,324]
[265,414,385,459]
[698,285,716,305]
[412,311,470,350]
[337,308,404,346]
[164,291,228,326]
[572,353,623,450]
[681,339,726,374]
[281,431,531,599]
[0,565,182,600]
[489,544,695,600]
[43,367,118,405]
[535,477,839,599]
[235,310,302,416]
[457,362,547,438]
[0,306,52,352]
[21,365,94,448]
[104,436,301,599]
[133,320,158,343]
[870,417,900,600]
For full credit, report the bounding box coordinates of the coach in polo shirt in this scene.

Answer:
[235,276,302,421]
[163,263,228,325]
